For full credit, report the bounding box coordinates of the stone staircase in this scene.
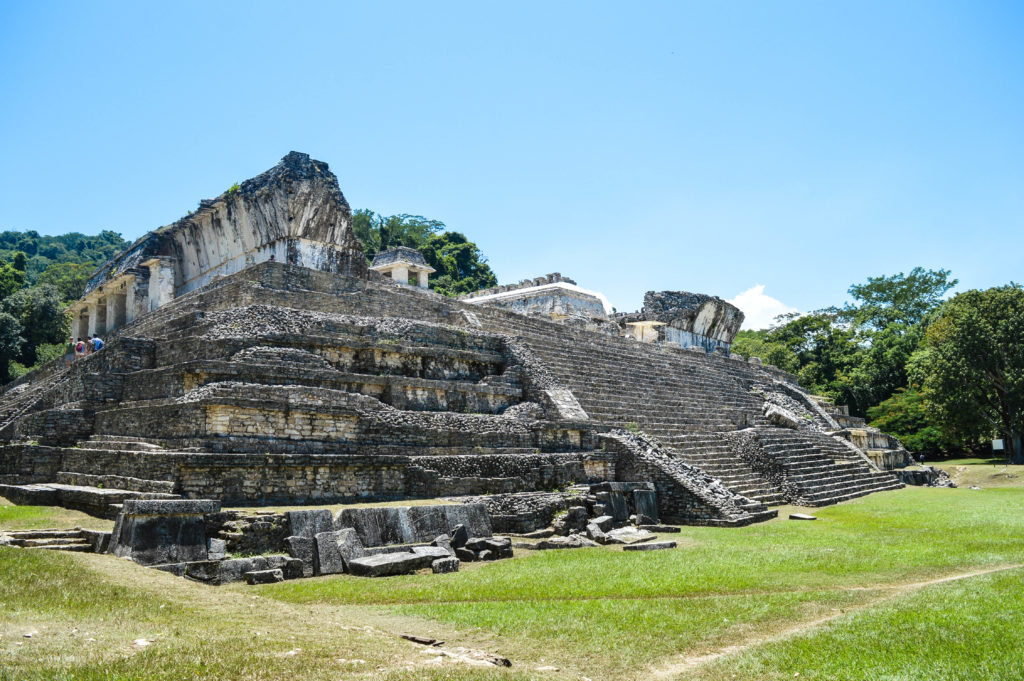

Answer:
[0,527,108,553]
[753,429,904,505]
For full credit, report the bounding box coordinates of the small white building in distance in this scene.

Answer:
[369,246,435,289]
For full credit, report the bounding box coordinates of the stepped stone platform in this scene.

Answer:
[0,152,905,529]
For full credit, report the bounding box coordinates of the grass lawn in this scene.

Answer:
[934,457,1024,489]
[2,486,1023,680]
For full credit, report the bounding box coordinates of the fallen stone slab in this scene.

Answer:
[533,534,599,550]
[585,522,608,544]
[638,524,681,533]
[604,527,656,545]
[245,569,284,585]
[518,528,554,539]
[347,551,435,577]
[592,515,614,532]
[412,545,452,561]
[454,547,476,562]
[430,534,454,556]
[431,557,460,574]
[623,541,677,551]
[265,554,305,580]
[185,557,269,585]
[789,513,817,521]
[315,528,366,575]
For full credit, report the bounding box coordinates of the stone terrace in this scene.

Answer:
[0,262,901,523]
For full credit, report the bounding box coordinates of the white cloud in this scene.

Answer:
[729,284,798,331]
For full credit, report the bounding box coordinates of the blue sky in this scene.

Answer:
[1,2,1021,328]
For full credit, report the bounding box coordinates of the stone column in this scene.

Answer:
[92,296,108,335]
[107,293,127,331]
[143,257,176,311]
[417,270,430,289]
[390,265,409,285]
[86,298,100,337]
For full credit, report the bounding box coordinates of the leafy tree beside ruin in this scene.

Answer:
[351,209,497,297]
[911,285,1024,463]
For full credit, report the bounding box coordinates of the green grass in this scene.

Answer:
[689,569,1024,681]
[935,458,1024,489]
[0,496,113,531]
[3,487,1024,679]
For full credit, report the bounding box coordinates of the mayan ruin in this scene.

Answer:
[0,152,915,582]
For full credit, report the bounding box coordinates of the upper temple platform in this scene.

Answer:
[67,152,366,340]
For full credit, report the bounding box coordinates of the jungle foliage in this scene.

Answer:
[351,209,497,297]
[733,268,1024,459]
[0,230,130,382]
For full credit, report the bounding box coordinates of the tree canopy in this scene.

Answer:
[913,285,1024,462]
[351,209,497,297]
[0,229,130,382]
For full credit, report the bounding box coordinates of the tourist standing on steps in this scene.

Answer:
[64,337,75,367]
[91,334,104,353]
[74,338,86,360]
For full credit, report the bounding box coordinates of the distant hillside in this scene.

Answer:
[0,230,129,288]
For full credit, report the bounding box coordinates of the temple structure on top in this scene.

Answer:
[369,246,435,288]
[65,152,366,339]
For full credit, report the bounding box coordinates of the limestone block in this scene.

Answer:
[286,509,333,538]
[633,490,659,523]
[207,538,227,560]
[185,557,269,585]
[623,541,677,551]
[314,528,366,575]
[534,535,599,550]
[109,499,220,566]
[431,534,454,556]
[585,522,608,544]
[431,557,460,573]
[265,555,305,580]
[347,551,435,577]
[285,536,316,577]
[245,569,284,585]
[604,527,656,545]
[764,403,801,429]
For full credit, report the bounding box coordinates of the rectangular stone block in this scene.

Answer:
[346,551,434,577]
[431,557,459,573]
[315,528,365,575]
[623,540,677,551]
[245,569,284,585]
[285,536,316,576]
[286,509,333,538]
[633,490,659,523]
[121,499,221,515]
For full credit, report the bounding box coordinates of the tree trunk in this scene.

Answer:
[1011,432,1024,465]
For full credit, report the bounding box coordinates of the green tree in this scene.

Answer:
[916,285,1024,463]
[0,262,25,300]
[37,262,95,302]
[2,284,69,366]
[420,231,497,297]
[0,312,24,384]
[867,385,960,455]
[351,210,445,262]
[11,251,27,272]
[351,210,497,297]
[730,329,800,373]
